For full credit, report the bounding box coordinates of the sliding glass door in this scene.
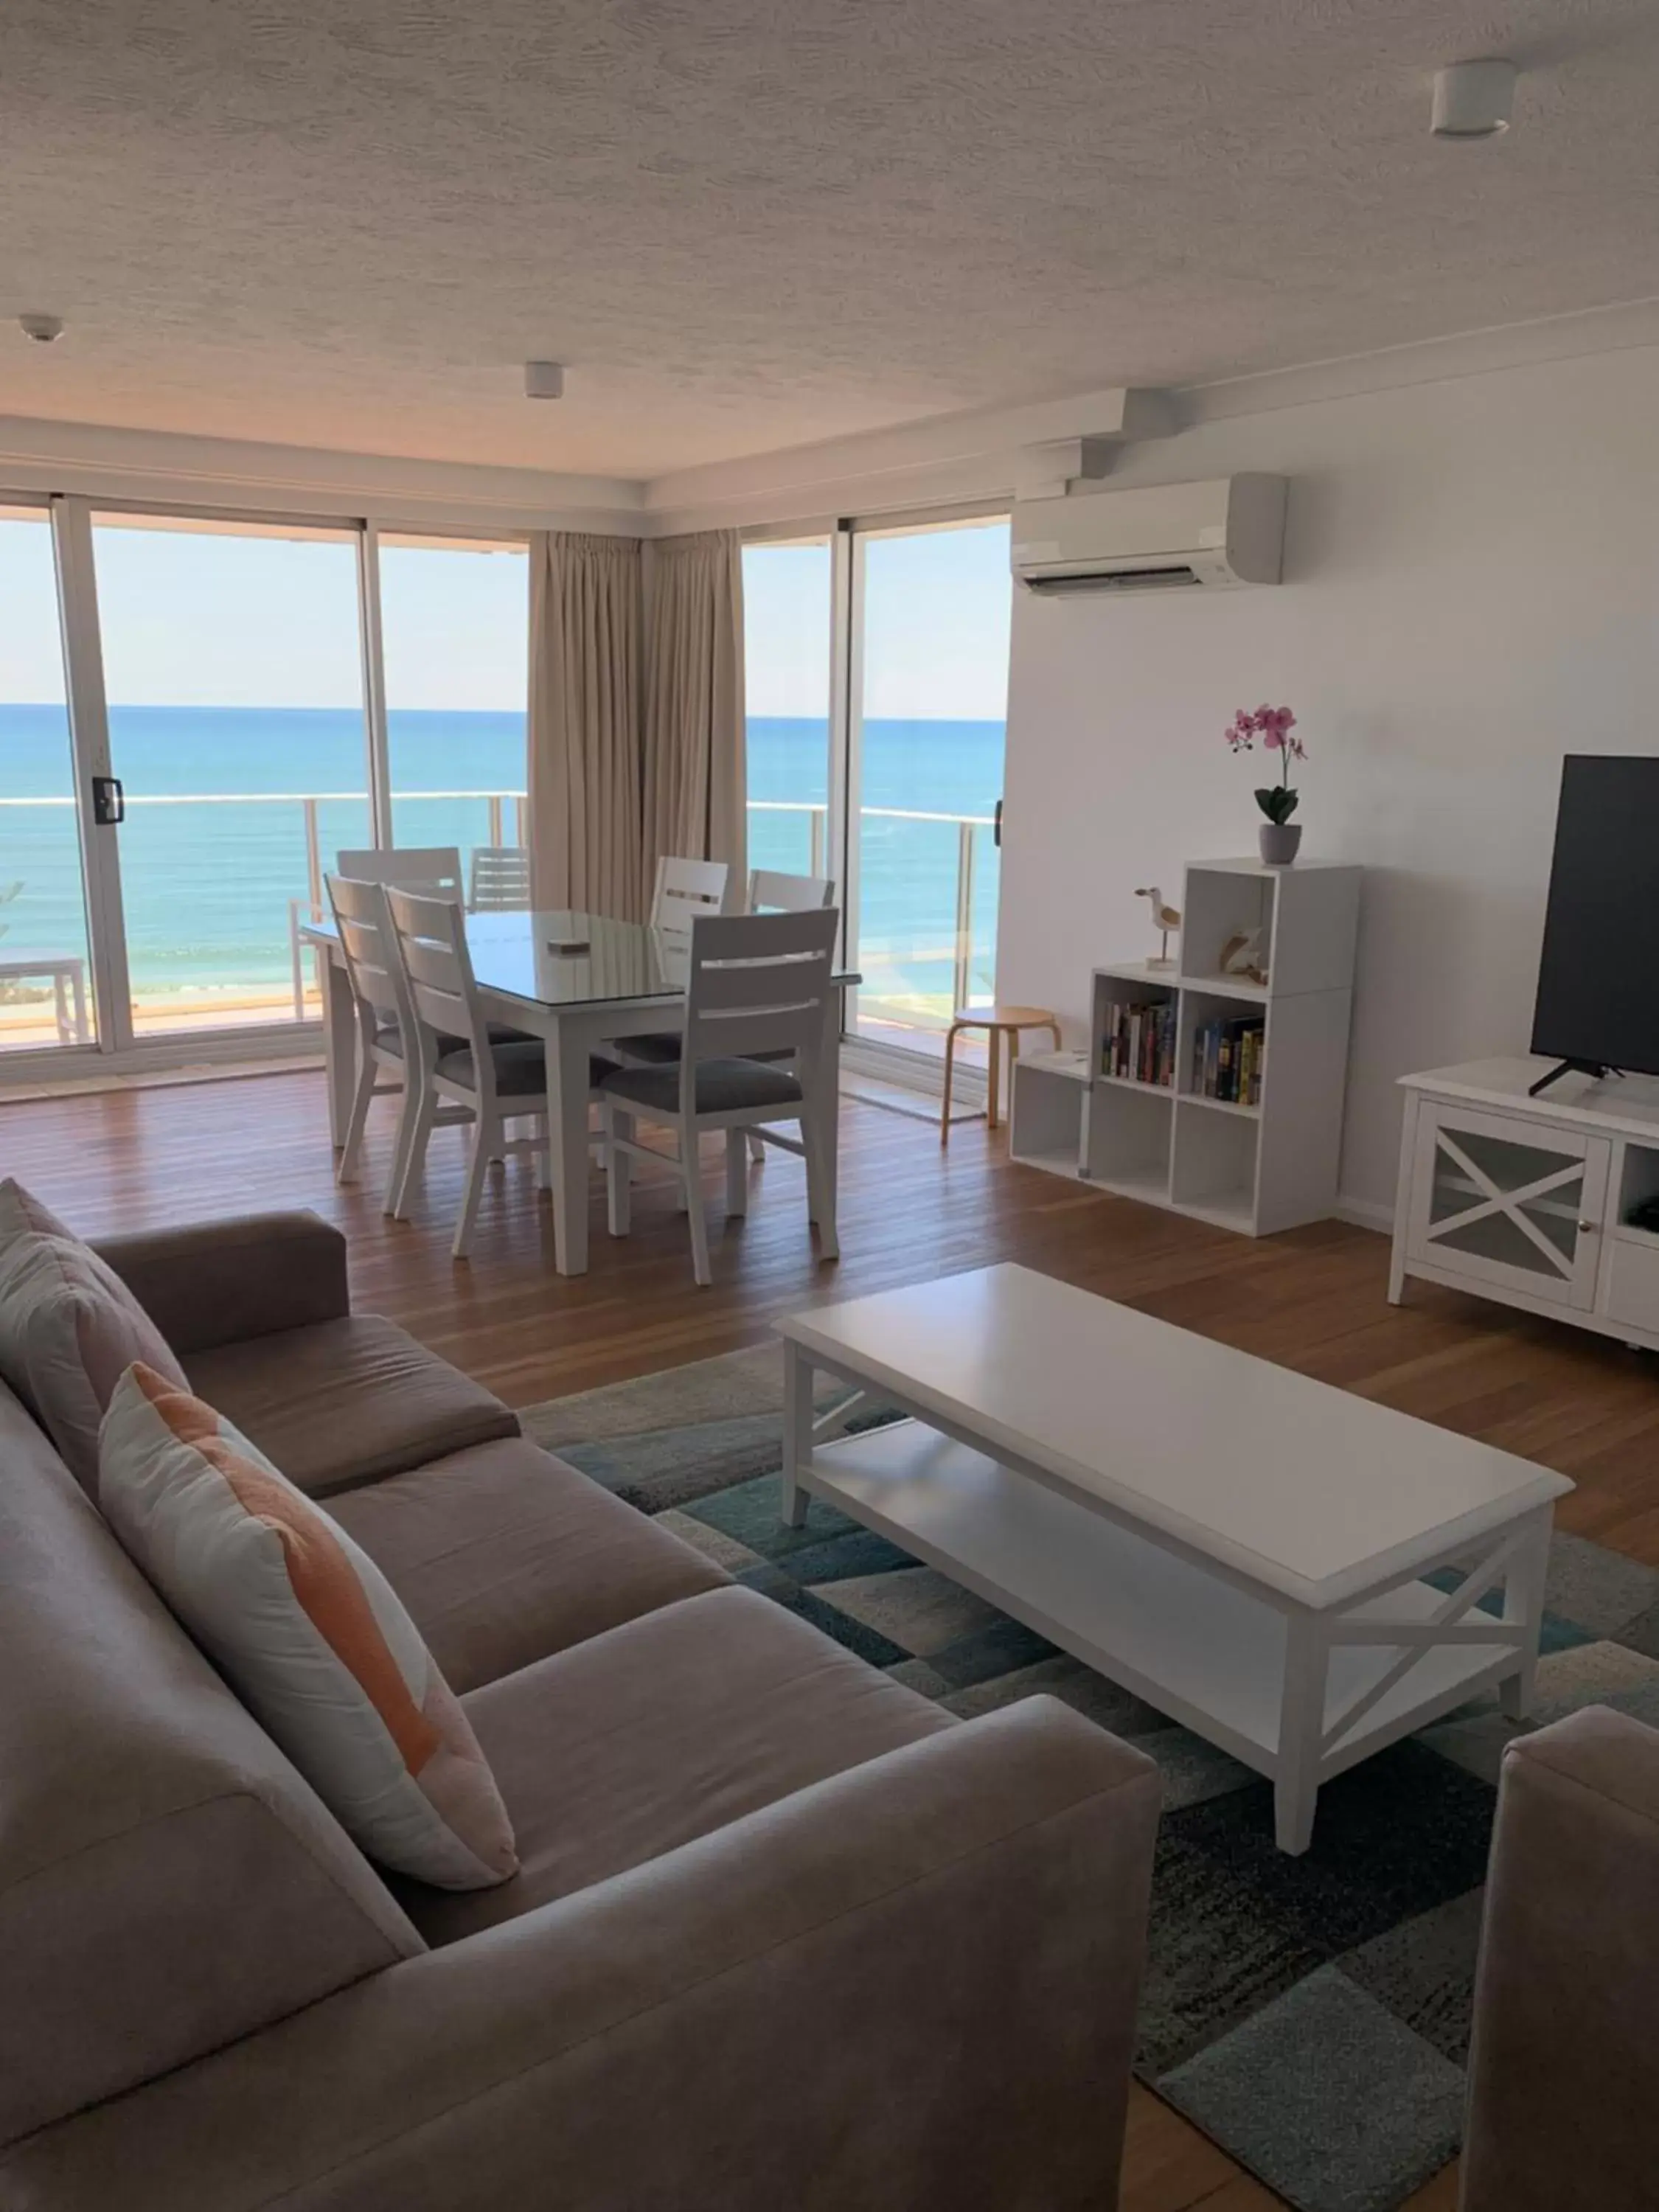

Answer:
[0,507,97,1054]
[742,513,1010,1065]
[0,506,537,1075]
[90,515,369,1038]
[378,535,529,904]
[3,490,1004,1077]
[850,517,1010,1054]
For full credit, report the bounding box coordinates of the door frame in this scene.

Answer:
[835,504,1011,1062]
[49,495,133,1057]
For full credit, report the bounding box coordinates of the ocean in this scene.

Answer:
[0,706,1003,1028]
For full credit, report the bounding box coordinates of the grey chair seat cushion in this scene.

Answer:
[375,1022,532,1059]
[327,1436,727,1695]
[434,1040,615,1096]
[601,1057,803,1116]
[610,1030,681,1065]
[186,1315,519,1498]
[611,1032,794,1070]
[397,1586,953,1944]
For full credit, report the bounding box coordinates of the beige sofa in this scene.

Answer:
[1460,1705,1659,2212]
[0,1208,1161,2211]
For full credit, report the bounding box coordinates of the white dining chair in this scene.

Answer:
[748,867,836,914]
[380,888,617,1256]
[609,855,737,1074]
[380,886,551,1256]
[467,845,532,911]
[336,846,465,900]
[651,855,730,929]
[325,874,424,1208]
[599,908,841,1288]
[742,869,838,1159]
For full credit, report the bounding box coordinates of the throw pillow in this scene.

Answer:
[99,1362,518,1891]
[0,1178,189,1489]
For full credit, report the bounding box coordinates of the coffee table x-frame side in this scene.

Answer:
[1262,1509,1551,1851]
[779,1334,1557,1856]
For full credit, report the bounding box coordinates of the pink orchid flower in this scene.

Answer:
[1223,705,1307,818]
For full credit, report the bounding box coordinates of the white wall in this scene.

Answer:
[996,346,1659,1221]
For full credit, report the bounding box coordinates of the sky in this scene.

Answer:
[742,520,1012,722]
[0,510,1012,726]
[0,518,529,714]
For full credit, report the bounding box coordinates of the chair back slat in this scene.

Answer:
[681,909,838,1076]
[748,868,836,914]
[652,855,731,930]
[468,846,531,911]
[326,874,406,1038]
[383,885,492,1085]
[336,847,464,901]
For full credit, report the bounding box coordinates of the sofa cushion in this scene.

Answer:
[397,1585,954,1946]
[0,1377,421,2149]
[327,1436,728,1694]
[0,1178,188,1491]
[186,1314,518,1497]
[100,1365,518,1892]
[91,1211,351,1357]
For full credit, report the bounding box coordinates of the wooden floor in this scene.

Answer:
[13,1065,1659,2211]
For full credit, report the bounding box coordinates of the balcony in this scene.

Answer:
[0,792,997,1057]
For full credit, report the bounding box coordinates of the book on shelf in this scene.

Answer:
[1191,1013,1266,1106]
[1102,998,1176,1088]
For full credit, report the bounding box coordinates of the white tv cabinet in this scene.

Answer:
[1009,858,1361,1237]
[1391,1057,1659,1348]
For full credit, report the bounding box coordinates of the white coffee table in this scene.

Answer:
[776,1265,1572,1853]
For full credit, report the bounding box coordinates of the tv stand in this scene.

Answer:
[1391,1057,1659,1354]
[1528,1057,1623,1099]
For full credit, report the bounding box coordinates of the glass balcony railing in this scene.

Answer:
[748,799,998,1046]
[0,790,995,1052]
[0,788,528,1046]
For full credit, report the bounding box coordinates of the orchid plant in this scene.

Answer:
[1225,704,1306,827]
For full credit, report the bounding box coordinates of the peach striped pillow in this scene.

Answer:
[98,1362,516,1891]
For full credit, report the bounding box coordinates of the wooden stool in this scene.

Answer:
[942,1005,1061,1144]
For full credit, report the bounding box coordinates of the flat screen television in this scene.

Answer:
[1530,754,1659,1093]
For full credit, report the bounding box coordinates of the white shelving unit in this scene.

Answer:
[1010,858,1361,1237]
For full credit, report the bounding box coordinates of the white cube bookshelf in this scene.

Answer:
[1009,858,1361,1237]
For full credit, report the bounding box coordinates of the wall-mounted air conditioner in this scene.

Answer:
[1012,474,1287,595]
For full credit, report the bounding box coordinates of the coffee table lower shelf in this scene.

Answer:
[793,1420,1531,1850]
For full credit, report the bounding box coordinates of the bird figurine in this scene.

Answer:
[1220,926,1268,987]
[1135,886,1181,968]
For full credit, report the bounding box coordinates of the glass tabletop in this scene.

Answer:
[310,908,855,1011]
[470,910,694,1008]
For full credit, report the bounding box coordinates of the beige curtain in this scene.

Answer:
[641,530,747,892]
[526,532,644,918]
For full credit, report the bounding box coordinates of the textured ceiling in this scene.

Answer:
[0,0,1655,477]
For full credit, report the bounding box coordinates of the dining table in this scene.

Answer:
[301,906,860,1278]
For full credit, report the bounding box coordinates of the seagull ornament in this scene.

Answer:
[1135,886,1181,968]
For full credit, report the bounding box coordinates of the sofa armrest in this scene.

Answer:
[1461,1705,1659,2212]
[92,1210,351,1356]
[2,1697,1161,2212]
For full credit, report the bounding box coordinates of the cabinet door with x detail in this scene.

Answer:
[1406,1103,1610,1310]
